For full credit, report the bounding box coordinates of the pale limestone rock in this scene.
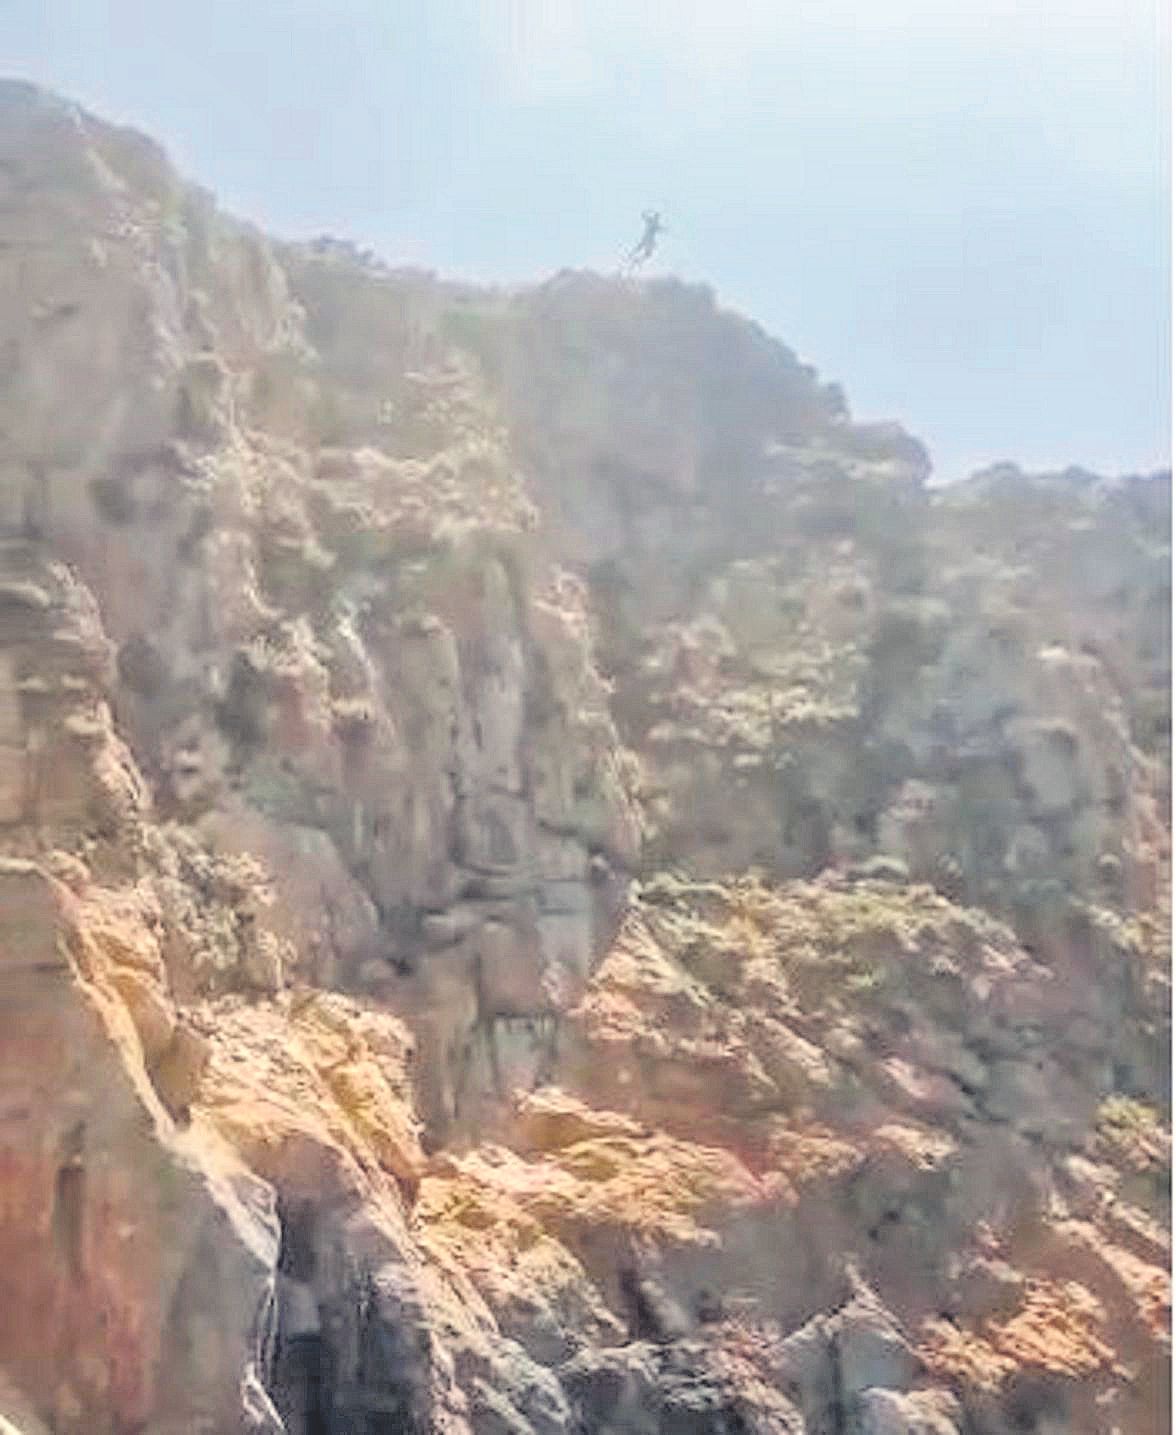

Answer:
[854,1387,962,1434]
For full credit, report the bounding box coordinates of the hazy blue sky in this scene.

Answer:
[4,0,1170,480]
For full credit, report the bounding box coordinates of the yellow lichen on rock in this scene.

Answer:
[195,990,424,1199]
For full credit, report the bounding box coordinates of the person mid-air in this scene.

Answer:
[625,210,666,271]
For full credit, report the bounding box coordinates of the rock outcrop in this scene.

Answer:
[0,80,1168,1435]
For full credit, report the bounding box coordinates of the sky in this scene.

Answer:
[2,0,1170,481]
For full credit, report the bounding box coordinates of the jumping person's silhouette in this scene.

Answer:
[625,210,666,271]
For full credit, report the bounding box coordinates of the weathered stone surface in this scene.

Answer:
[0,80,1168,1435]
[853,1387,962,1434]
[0,862,280,1433]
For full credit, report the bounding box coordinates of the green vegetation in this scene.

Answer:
[635,868,1009,1009]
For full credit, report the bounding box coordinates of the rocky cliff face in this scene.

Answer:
[0,81,1169,1435]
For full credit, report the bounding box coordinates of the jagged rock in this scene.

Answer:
[833,1292,922,1400]
[150,1020,211,1117]
[562,1339,804,1435]
[853,1387,962,1434]
[0,861,280,1432]
[0,80,1168,1435]
[947,1256,1026,1323]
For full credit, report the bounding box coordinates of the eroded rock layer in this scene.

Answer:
[0,80,1169,1435]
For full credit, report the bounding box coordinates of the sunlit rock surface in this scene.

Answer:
[0,80,1168,1434]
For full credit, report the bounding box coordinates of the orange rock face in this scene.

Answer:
[0,862,280,1435]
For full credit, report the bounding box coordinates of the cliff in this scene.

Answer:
[0,81,1169,1435]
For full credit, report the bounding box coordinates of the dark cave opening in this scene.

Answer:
[269,1201,428,1435]
[272,1200,330,1435]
